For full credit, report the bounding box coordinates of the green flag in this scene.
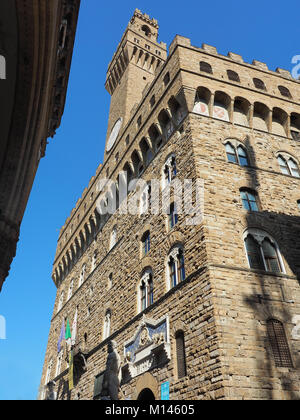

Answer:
[65,319,71,340]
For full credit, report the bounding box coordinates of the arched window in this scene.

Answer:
[142,231,151,256]
[225,142,249,167]
[110,226,117,250]
[277,155,300,178]
[163,155,177,187]
[142,25,151,37]
[168,246,186,289]
[278,85,292,99]
[227,70,240,82]
[103,310,111,340]
[240,189,259,212]
[176,331,187,379]
[139,270,154,312]
[253,78,266,91]
[200,61,213,74]
[267,319,293,368]
[168,202,178,229]
[244,230,284,273]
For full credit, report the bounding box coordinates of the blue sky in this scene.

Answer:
[0,0,299,400]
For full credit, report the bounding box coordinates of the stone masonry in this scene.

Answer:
[39,10,300,400]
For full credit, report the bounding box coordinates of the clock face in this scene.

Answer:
[106,118,123,152]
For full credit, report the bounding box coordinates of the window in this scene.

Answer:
[176,331,187,378]
[103,310,111,340]
[244,230,284,273]
[79,264,86,288]
[140,184,151,214]
[297,200,300,211]
[139,270,154,312]
[278,86,292,99]
[163,72,170,86]
[110,226,117,250]
[125,135,130,145]
[240,189,259,212]
[168,247,186,289]
[200,61,213,74]
[142,231,151,256]
[225,142,249,167]
[227,70,240,82]
[57,291,64,313]
[163,155,177,187]
[168,202,178,229]
[253,78,266,90]
[267,319,293,368]
[137,116,142,128]
[67,279,74,300]
[277,155,300,178]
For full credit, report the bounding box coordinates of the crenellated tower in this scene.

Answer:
[104,9,167,159]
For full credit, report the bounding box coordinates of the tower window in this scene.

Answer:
[267,319,293,368]
[137,116,142,128]
[297,200,300,211]
[150,95,156,108]
[253,78,266,91]
[227,70,240,82]
[240,189,259,212]
[200,61,213,74]
[176,331,187,379]
[141,25,151,37]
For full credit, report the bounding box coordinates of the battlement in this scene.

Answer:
[131,8,159,29]
[169,35,298,82]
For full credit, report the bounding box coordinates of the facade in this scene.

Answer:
[0,0,80,291]
[40,9,300,400]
